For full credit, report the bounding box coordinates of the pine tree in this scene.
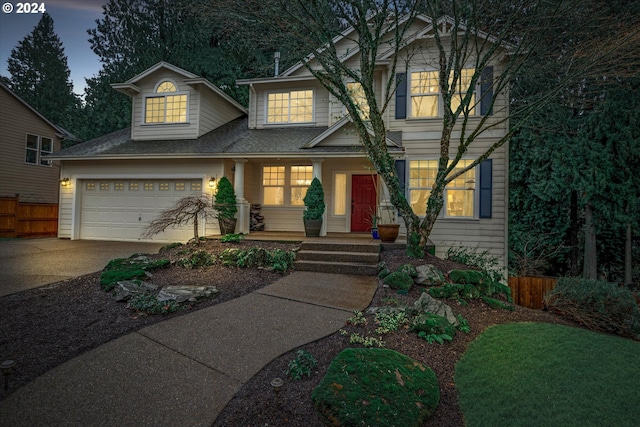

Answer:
[7,12,79,131]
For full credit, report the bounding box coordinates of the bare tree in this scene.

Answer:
[142,194,215,244]
[205,0,640,255]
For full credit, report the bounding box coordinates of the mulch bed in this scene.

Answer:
[1,239,580,426]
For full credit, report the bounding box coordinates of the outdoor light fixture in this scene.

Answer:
[270,377,284,404]
[209,177,216,188]
[1,359,15,391]
[60,177,70,187]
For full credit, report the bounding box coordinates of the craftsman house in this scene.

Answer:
[49,15,508,263]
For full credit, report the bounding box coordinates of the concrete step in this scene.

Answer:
[299,241,380,254]
[294,240,380,276]
[294,260,378,276]
[296,250,380,264]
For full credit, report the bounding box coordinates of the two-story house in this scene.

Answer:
[50,15,508,265]
[0,83,67,204]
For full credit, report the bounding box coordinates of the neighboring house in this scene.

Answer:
[0,83,69,204]
[49,16,508,266]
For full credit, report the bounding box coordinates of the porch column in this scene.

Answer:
[311,159,326,236]
[233,159,250,234]
[378,179,396,224]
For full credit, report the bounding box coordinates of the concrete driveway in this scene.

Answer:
[0,239,165,297]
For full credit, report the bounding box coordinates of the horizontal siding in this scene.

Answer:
[261,207,305,232]
[198,89,244,135]
[0,86,62,204]
[130,69,200,140]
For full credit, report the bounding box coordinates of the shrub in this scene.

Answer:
[383,271,414,291]
[218,247,296,273]
[286,350,318,380]
[446,245,505,284]
[213,176,237,220]
[449,269,485,285]
[312,348,440,427]
[303,177,325,221]
[545,277,640,337]
[177,249,216,268]
[220,233,244,243]
[128,293,179,315]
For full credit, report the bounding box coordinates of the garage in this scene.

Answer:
[79,179,205,242]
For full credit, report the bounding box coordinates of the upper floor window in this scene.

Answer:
[346,82,370,120]
[409,159,476,218]
[25,134,53,166]
[145,80,188,124]
[267,90,313,123]
[410,68,476,118]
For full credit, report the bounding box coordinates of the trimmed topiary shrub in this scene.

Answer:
[545,277,640,337]
[312,348,440,426]
[383,271,414,291]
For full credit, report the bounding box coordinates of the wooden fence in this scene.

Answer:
[0,196,58,238]
[508,276,558,309]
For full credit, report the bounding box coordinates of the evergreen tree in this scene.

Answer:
[7,12,79,132]
[79,0,272,140]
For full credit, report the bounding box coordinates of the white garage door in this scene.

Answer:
[80,179,204,242]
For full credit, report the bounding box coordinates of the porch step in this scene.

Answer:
[294,241,380,276]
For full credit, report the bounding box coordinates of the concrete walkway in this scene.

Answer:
[0,271,377,426]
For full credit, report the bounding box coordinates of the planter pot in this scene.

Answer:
[303,219,322,237]
[371,228,379,240]
[219,217,237,235]
[377,224,400,243]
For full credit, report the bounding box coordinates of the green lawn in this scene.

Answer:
[455,322,640,427]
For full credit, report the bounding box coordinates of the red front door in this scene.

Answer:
[351,175,377,232]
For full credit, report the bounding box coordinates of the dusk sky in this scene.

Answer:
[0,0,105,95]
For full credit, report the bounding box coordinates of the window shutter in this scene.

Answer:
[479,159,492,218]
[395,160,406,196]
[395,73,407,119]
[480,66,493,116]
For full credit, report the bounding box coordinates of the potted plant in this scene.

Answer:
[302,177,325,237]
[366,207,380,239]
[213,176,237,235]
[376,205,399,243]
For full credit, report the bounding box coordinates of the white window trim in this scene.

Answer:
[408,68,479,119]
[261,164,313,206]
[264,88,315,125]
[407,158,479,219]
[24,133,53,167]
[143,79,190,124]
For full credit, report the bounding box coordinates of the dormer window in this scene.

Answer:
[144,80,188,123]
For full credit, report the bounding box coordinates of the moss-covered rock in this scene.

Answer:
[383,271,414,291]
[312,348,440,427]
[449,269,485,285]
[99,255,170,292]
[398,263,419,278]
[411,313,457,338]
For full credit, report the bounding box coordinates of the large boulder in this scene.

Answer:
[382,271,414,291]
[157,285,219,303]
[112,280,158,302]
[412,292,459,326]
[415,264,445,286]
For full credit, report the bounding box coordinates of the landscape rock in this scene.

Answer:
[412,292,459,326]
[157,285,219,303]
[113,280,158,302]
[415,264,445,286]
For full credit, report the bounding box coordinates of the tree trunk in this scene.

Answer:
[569,190,579,276]
[419,179,446,245]
[583,202,597,280]
[625,204,632,286]
[193,216,199,244]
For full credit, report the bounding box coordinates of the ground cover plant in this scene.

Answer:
[3,242,635,426]
[455,322,640,427]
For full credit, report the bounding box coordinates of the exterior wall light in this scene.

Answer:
[209,177,216,188]
[60,177,70,187]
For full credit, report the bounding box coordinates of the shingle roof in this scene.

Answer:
[50,117,403,159]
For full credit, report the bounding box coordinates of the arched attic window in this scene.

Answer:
[144,80,188,123]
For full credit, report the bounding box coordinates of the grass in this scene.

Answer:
[455,322,640,427]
